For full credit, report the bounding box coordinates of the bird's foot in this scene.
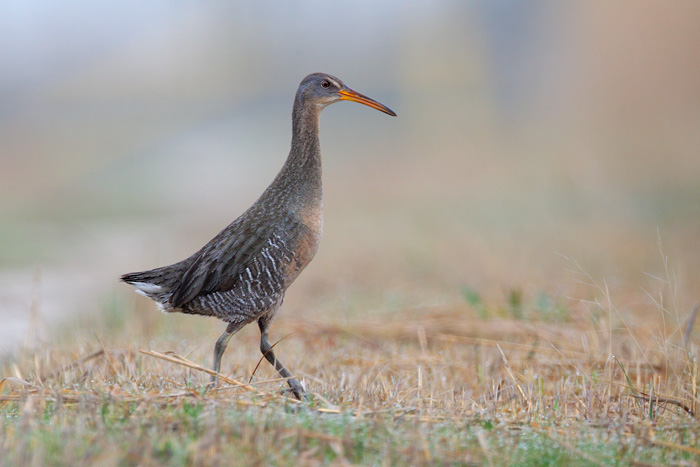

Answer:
[282,379,307,401]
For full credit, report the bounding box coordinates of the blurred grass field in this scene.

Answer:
[2,2,700,465]
[1,247,698,465]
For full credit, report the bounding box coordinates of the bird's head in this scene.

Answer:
[297,73,396,117]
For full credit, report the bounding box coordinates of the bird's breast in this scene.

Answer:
[284,202,323,285]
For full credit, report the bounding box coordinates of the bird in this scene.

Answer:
[121,73,396,400]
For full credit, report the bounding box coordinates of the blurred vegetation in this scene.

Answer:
[2,272,699,465]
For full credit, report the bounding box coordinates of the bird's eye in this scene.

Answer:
[321,80,331,89]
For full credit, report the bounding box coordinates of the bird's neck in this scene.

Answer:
[270,95,323,206]
[289,96,322,173]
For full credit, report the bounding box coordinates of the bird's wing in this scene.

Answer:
[169,213,299,309]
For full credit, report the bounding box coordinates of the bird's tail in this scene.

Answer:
[121,263,186,308]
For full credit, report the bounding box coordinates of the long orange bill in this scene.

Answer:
[339,88,397,116]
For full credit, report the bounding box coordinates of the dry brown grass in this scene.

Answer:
[2,256,699,465]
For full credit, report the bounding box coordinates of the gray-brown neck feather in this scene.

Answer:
[265,91,323,209]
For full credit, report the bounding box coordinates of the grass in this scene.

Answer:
[2,259,699,466]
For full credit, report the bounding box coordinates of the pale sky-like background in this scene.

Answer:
[2,1,700,352]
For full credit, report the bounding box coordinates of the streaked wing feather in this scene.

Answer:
[169,211,300,309]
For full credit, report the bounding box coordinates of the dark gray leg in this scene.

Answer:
[258,318,306,400]
[211,321,243,383]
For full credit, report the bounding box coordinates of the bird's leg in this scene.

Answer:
[211,321,243,384]
[258,320,306,400]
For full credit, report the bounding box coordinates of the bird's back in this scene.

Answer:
[121,191,322,323]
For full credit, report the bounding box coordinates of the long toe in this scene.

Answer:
[281,382,306,401]
[292,387,307,401]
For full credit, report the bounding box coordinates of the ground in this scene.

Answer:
[1,236,699,465]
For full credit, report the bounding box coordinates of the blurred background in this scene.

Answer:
[1,0,699,353]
